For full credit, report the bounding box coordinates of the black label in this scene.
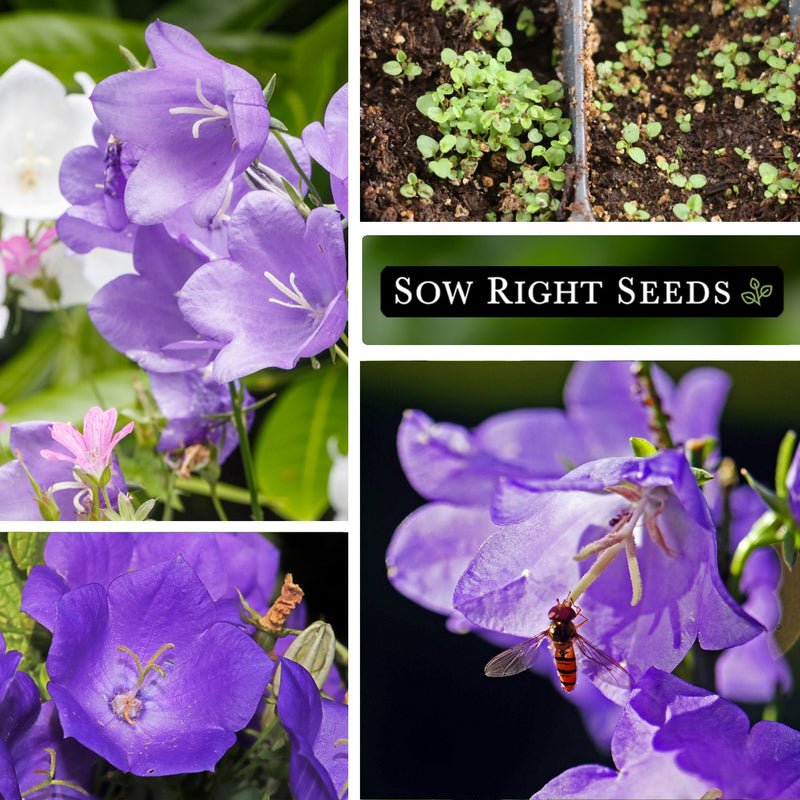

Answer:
[380,266,783,317]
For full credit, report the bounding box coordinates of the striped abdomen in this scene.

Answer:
[554,643,577,692]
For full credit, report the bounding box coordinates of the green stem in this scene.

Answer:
[271,129,325,208]
[334,344,349,364]
[208,479,229,522]
[175,476,272,506]
[229,382,263,521]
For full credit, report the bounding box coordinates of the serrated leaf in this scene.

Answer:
[254,366,347,520]
[8,532,48,572]
[0,544,37,660]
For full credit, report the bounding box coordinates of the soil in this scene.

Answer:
[360,0,800,221]
[587,0,800,220]
[360,0,563,220]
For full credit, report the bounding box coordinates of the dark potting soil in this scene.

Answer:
[361,0,800,220]
[360,0,563,221]
[587,0,800,221]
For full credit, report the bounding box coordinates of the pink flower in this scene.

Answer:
[0,228,57,276]
[40,406,134,481]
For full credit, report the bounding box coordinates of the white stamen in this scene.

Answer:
[211,182,234,227]
[264,270,316,313]
[169,78,230,139]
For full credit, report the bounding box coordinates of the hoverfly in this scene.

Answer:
[483,598,630,692]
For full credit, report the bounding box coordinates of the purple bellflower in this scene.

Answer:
[178,191,347,380]
[533,668,800,799]
[0,634,95,800]
[90,20,269,226]
[88,223,218,373]
[0,416,129,520]
[714,485,792,702]
[277,657,349,800]
[302,83,348,219]
[56,121,139,255]
[455,451,762,701]
[46,556,275,776]
[22,531,281,633]
[150,368,253,466]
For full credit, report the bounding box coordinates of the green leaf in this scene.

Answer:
[776,430,797,499]
[382,61,402,76]
[8,532,48,572]
[644,121,662,138]
[0,12,146,87]
[623,122,640,143]
[1,368,138,442]
[417,135,440,159]
[429,158,453,178]
[630,437,658,457]
[253,367,347,520]
[155,0,295,31]
[759,162,779,184]
[776,542,800,653]
[628,146,646,164]
[0,541,37,663]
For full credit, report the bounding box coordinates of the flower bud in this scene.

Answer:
[282,621,336,691]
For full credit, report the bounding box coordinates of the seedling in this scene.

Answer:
[675,111,692,132]
[623,200,651,220]
[516,7,536,37]
[685,74,713,98]
[673,193,706,221]
[415,47,572,189]
[759,161,799,204]
[430,0,512,45]
[399,172,434,200]
[615,121,660,164]
[383,50,423,80]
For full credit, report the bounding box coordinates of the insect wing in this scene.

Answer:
[484,631,549,677]
[572,633,632,690]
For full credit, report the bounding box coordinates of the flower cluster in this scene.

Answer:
[2,531,348,796]
[0,18,348,522]
[388,361,800,796]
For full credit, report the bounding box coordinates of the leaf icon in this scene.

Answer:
[741,291,758,305]
[750,277,761,291]
[759,284,773,299]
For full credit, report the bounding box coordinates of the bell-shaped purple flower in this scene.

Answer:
[90,20,269,226]
[533,668,800,799]
[277,657,348,800]
[22,531,280,632]
[455,451,762,700]
[0,634,95,800]
[302,83,348,219]
[178,191,347,380]
[88,223,218,373]
[714,485,792,702]
[150,368,253,464]
[56,121,139,254]
[564,362,731,462]
[46,556,275,776]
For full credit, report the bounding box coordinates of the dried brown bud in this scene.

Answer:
[259,574,304,633]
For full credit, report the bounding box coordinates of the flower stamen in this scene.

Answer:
[168,78,230,139]
[571,485,668,606]
[112,642,175,725]
[264,270,322,319]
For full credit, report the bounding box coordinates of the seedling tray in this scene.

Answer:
[360,0,800,220]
